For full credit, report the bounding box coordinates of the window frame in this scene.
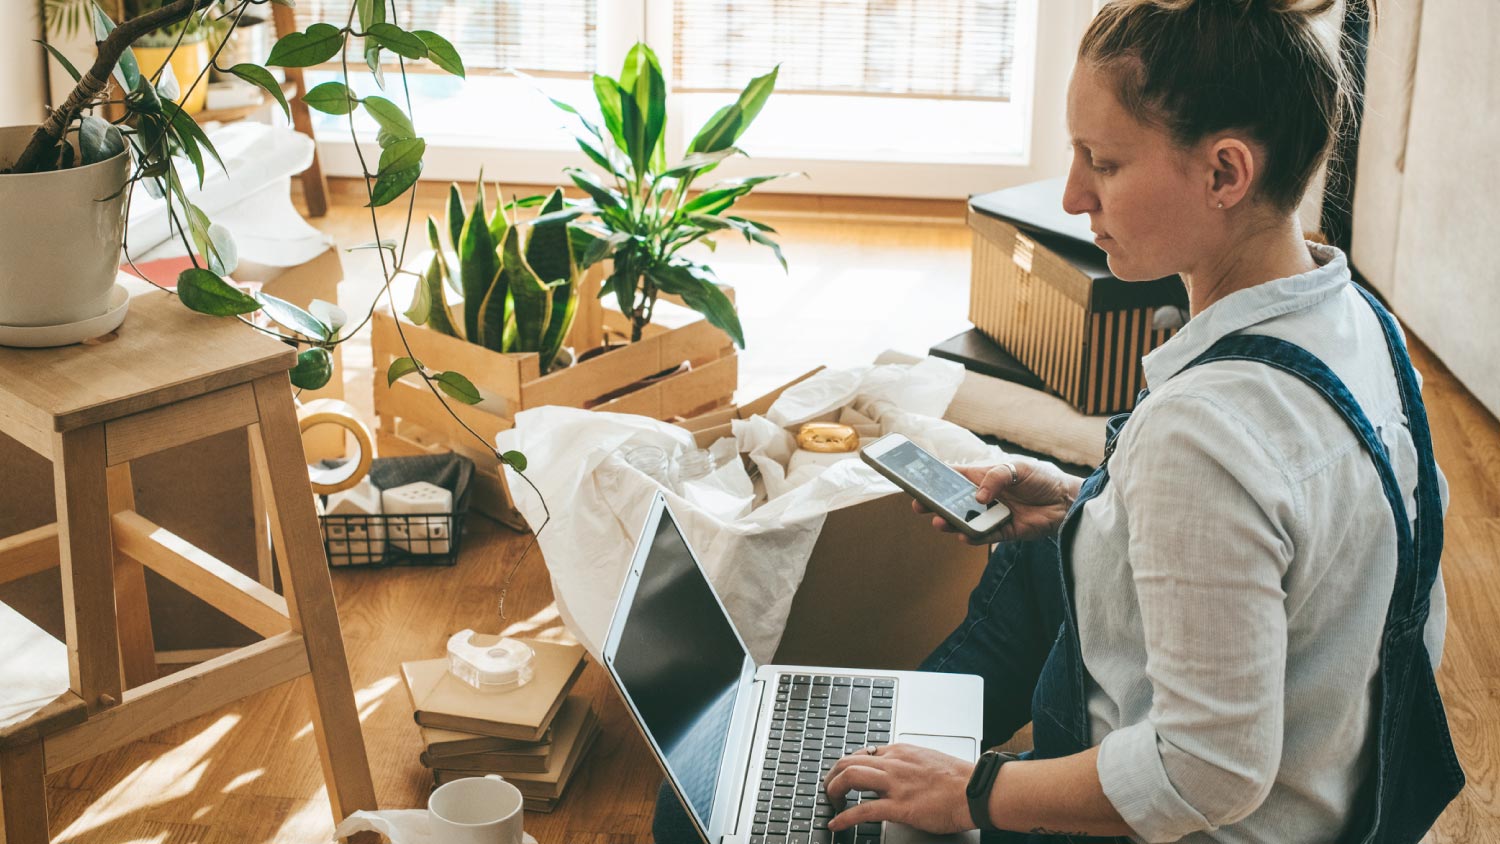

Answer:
[311,0,1097,199]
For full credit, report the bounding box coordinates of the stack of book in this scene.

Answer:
[401,638,599,812]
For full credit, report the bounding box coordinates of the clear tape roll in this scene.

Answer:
[295,398,374,494]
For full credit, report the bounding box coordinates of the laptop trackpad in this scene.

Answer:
[880,735,981,844]
[896,733,977,761]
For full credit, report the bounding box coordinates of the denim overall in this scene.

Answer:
[924,285,1464,843]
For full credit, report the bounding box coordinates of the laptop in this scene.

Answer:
[601,492,983,844]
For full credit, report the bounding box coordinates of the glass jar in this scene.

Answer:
[676,448,716,485]
[623,445,671,487]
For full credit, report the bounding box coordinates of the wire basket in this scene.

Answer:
[320,510,466,568]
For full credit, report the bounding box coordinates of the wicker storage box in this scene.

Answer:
[967,184,1188,415]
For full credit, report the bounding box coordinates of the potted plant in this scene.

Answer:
[1,0,463,389]
[536,41,795,349]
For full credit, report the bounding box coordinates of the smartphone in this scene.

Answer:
[860,433,1012,541]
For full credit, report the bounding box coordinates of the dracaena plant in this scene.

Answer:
[400,183,610,377]
[540,42,796,350]
[10,0,534,476]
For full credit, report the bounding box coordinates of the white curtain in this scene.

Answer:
[1,0,47,127]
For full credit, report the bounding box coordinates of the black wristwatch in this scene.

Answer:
[965,750,1019,832]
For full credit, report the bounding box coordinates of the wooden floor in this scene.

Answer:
[39,191,1500,842]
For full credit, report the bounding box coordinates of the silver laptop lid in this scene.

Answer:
[601,492,760,843]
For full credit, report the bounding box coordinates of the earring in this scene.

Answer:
[1217,201,1224,209]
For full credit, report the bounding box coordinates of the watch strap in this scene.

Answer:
[966,750,1018,832]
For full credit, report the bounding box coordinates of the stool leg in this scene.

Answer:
[107,463,157,688]
[249,374,377,827]
[0,739,50,844]
[51,427,122,715]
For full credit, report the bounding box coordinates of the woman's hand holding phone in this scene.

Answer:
[914,455,1081,544]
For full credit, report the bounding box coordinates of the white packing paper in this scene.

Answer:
[497,357,1005,664]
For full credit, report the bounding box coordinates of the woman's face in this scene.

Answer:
[1062,62,1215,282]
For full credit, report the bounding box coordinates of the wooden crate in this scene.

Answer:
[372,270,738,528]
[967,207,1188,415]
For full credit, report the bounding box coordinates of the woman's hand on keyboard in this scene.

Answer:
[824,743,974,834]
[913,456,1081,543]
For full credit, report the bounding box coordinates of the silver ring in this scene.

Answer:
[864,746,878,756]
[1001,462,1020,485]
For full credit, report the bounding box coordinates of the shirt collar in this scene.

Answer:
[1142,242,1350,389]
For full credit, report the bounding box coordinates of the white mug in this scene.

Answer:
[428,774,524,844]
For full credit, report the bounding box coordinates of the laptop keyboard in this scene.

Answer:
[751,672,898,844]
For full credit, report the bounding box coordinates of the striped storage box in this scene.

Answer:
[967,188,1188,415]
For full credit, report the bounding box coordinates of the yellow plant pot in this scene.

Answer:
[134,41,210,114]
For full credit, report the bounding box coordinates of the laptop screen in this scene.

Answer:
[611,505,748,829]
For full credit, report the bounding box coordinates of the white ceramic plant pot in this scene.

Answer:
[0,124,130,327]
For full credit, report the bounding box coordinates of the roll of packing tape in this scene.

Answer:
[296,398,374,494]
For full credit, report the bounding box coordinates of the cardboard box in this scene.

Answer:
[373,267,738,528]
[678,373,989,670]
[968,187,1188,414]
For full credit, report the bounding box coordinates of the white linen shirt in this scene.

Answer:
[1073,244,1448,843]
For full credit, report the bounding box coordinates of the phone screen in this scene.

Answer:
[876,440,982,519]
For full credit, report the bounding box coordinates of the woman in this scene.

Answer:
[657,0,1464,840]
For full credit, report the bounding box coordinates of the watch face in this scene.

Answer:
[966,750,1002,797]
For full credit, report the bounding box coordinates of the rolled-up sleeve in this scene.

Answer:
[1097,391,1298,843]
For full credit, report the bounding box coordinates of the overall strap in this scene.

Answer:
[1182,332,1425,616]
[1351,284,1444,616]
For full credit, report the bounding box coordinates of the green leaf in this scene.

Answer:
[566,168,626,213]
[164,100,225,177]
[445,183,465,252]
[367,22,428,59]
[575,135,623,178]
[498,226,552,354]
[90,6,140,92]
[525,188,573,284]
[155,63,180,102]
[362,95,414,144]
[458,187,501,344]
[348,238,397,253]
[655,264,745,348]
[618,43,666,176]
[387,356,421,386]
[176,268,259,316]
[367,162,422,207]
[681,173,800,215]
[433,371,482,404]
[37,40,81,83]
[366,41,385,88]
[309,299,347,337]
[502,450,528,472]
[616,81,651,180]
[591,73,627,155]
[77,115,124,165]
[606,263,636,318]
[405,256,433,324]
[267,22,344,68]
[356,0,385,32]
[303,80,357,114]
[290,347,333,391]
[416,249,461,337]
[227,64,291,121]
[687,104,742,156]
[661,148,741,180]
[413,30,464,77]
[127,73,162,114]
[182,201,237,276]
[568,226,611,270]
[377,137,425,175]
[733,65,778,132]
[256,292,330,340]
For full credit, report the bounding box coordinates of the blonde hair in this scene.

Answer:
[1079,0,1365,212]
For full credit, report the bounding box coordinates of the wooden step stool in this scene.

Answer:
[0,288,376,842]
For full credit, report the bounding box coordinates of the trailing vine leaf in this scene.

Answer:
[405,254,434,324]
[90,5,140,92]
[78,115,124,165]
[309,299,348,338]
[414,30,464,77]
[433,371,482,405]
[256,292,330,340]
[367,162,422,207]
[416,248,461,337]
[176,268,259,316]
[377,137,425,175]
[502,450,528,472]
[363,96,415,145]
[266,22,344,68]
[387,356,421,386]
[226,64,291,121]
[367,23,428,60]
[303,81,358,115]
[290,347,333,390]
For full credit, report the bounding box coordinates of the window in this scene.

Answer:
[301,0,1094,198]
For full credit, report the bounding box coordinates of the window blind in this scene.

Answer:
[673,0,1019,101]
[292,0,597,75]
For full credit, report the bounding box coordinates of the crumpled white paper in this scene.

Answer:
[334,809,538,844]
[496,357,1005,664]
